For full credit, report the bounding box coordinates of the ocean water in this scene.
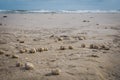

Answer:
[0,0,120,13]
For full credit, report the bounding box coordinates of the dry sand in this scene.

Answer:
[0,13,120,80]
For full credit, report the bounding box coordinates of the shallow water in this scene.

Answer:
[0,0,120,10]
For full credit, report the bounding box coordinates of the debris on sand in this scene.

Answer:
[90,44,110,50]
[49,34,55,38]
[68,46,74,50]
[89,44,99,49]
[96,24,99,25]
[16,62,23,67]
[29,48,36,53]
[100,44,110,50]
[73,36,86,40]
[57,37,63,41]
[83,20,87,22]
[25,62,34,70]
[83,20,90,22]
[12,55,19,58]
[88,54,99,58]
[60,46,66,50]
[5,54,10,57]
[19,48,27,53]
[33,39,37,41]
[0,50,5,55]
[81,43,86,48]
[37,48,44,52]
[44,48,48,51]
[51,69,61,75]
[19,40,24,43]
[3,16,7,18]
[0,23,2,26]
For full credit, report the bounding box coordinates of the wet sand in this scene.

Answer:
[0,13,120,80]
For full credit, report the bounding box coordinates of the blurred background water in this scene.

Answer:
[0,0,120,12]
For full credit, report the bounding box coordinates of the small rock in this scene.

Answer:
[68,46,73,50]
[60,46,66,50]
[25,62,34,70]
[51,69,61,75]
[29,48,36,53]
[81,43,86,48]
[12,55,19,58]
[0,50,5,55]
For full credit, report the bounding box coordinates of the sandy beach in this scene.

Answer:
[0,13,120,80]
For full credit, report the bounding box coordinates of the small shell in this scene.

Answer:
[90,44,99,49]
[51,69,61,75]
[12,55,19,58]
[29,48,36,53]
[60,46,66,50]
[5,54,10,57]
[68,46,73,49]
[44,48,48,51]
[37,48,44,52]
[16,62,23,67]
[19,49,27,53]
[0,50,5,55]
[57,37,63,41]
[25,62,34,70]
[19,40,24,43]
[81,43,86,48]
